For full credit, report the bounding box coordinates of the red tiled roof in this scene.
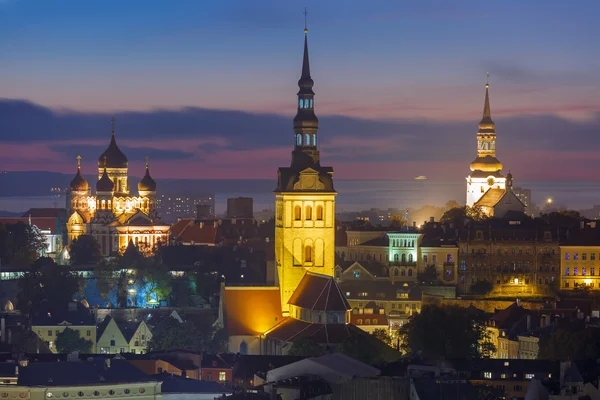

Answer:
[0,217,58,234]
[266,318,356,345]
[224,287,282,335]
[170,219,217,245]
[350,313,388,326]
[288,272,350,312]
[170,218,194,238]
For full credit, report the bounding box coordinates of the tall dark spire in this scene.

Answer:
[292,10,319,166]
[480,73,493,126]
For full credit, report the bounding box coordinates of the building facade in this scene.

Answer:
[66,129,169,257]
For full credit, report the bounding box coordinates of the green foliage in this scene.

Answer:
[418,265,439,286]
[288,338,326,357]
[193,260,221,303]
[55,327,93,354]
[538,325,600,360]
[389,215,406,228]
[337,332,402,365]
[398,305,494,360]
[470,280,494,295]
[371,329,392,346]
[539,210,581,227]
[69,235,102,265]
[147,317,226,353]
[441,206,488,226]
[17,259,83,314]
[0,222,47,266]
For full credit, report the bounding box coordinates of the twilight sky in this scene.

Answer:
[1,0,600,181]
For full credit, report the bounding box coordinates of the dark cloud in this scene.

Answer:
[1,98,599,169]
[482,60,594,86]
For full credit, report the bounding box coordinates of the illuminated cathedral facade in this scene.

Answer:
[66,126,170,257]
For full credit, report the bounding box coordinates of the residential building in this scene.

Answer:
[560,224,600,290]
[120,320,152,354]
[97,316,129,354]
[170,218,218,246]
[200,354,233,387]
[458,218,559,295]
[31,302,96,353]
[157,193,215,224]
[484,302,530,359]
[226,197,254,219]
[334,260,389,282]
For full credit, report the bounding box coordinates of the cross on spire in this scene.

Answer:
[486,72,490,87]
[145,156,149,168]
[303,7,308,34]
[111,117,116,133]
[77,155,82,169]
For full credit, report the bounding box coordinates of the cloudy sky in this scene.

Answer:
[1,0,599,180]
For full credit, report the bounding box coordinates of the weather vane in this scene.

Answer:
[111,117,116,132]
[145,156,149,168]
[76,155,81,169]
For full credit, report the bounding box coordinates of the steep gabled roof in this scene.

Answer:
[223,287,282,335]
[475,188,507,208]
[288,272,350,312]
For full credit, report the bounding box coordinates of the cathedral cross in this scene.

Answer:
[77,155,81,169]
[111,117,116,132]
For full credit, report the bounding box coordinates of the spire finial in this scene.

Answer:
[303,7,308,34]
[111,117,116,134]
[103,155,108,169]
[145,156,149,169]
[77,155,82,170]
[486,72,490,88]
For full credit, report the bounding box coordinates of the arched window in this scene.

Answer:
[296,134,302,146]
[305,245,312,263]
[298,99,303,108]
[318,313,323,323]
[408,269,413,277]
[394,268,399,277]
[310,99,314,108]
[305,205,312,220]
[408,254,413,262]
[294,205,301,220]
[394,254,399,262]
[316,205,323,220]
[304,98,309,108]
[401,254,406,263]
[239,341,248,355]
[447,253,453,263]
[101,199,106,210]
[305,134,310,146]
[107,200,111,209]
[311,134,316,146]
[332,313,340,323]
[401,269,406,276]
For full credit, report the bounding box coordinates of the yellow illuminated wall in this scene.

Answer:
[560,246,600,290]
[275,192,336,315]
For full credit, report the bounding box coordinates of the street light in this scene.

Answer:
[546,197,553,205]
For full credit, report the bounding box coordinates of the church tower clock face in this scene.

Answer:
[487,177,495,186]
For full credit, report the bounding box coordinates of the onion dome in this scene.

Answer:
[96,160,115,192]
[98,120,128,169]
[138,159,156,192]
[70,155,89,192]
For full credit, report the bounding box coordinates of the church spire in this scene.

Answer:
[292,9,319,165]
[479,73,494,128]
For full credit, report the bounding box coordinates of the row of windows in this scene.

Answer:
[292,238,324,266]
[391,253,414,263]
[565,252,597,260]
[41,329,92,337]
[391,239,414,247]
[298,98,314,109]
[294,205,323,221]
[564,281,595,288]
[465,248,556,256]
[296,133,317,147]
[356,319,380,325]
[564,267,596,276]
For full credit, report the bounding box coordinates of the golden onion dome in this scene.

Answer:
[470,156,503,172]
[138,162,156,192]
[70,156,88,192]
[96,167,114,192]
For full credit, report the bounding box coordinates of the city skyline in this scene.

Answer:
[1,1,600,180]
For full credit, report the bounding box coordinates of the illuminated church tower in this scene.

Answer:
[274,25,337,316]
[466,80,506,206]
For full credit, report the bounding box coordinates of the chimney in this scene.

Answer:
[413,221,417,228]
[581,221,585,229]
[430,217,434,223]
[1,317,5,343]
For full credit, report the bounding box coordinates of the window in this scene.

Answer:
[353,270,360,279]
[219,372,227,381]
[525,374,534,380]
[583,253,587,260]
[239,341,248,355]
[333,313,340,323]
[296,134,302,146]
[305,205,312,220]
[408,269,413,276]
[304,134,310,146]
[583,267,587,276]
[393,268,399,277]
[316,205,323,220]
[592,253,596,261]
[501,373,507,379]
[48,330,53,337]
[408,254,413,262]
[423,255,428,263]
[565,267,570,276]
[574,267,578,276]
[564,282,569,288]
[432,255,437,263]
[305,246,312,262]
[110,340,115,346]
[86,330,91,337]
[592,268,596,276]
[504,361,509,366]
[574,253,579,260]
[394,254,399,262]
[565,252,570,260]
[447,254,453,263]
[294,205,301,220]
[484,372,492,379]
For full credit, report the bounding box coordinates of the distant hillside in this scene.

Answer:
[0,171,275,197]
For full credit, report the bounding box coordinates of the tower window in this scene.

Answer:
[294,205,301,220]
[305,246,312,263]
[316,205,323,220]
[304,134,310,146]
[296,134,302,146]
[311,134,316,146]
[304,98,309,108]
[310,99,314,108]
[305,205,312,220]
[298,99,303,109]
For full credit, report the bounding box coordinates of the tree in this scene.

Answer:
[288,338,326,357]
[539,325,600,360]
[470,280,494,295]
[147,317,225,353]
[399,305,494,360]
[55,327,93,354]
[69,235,102,265]
[0,222,47,266]
[371,329,392,346]
[418,265,439,285]
[17,259,83,314]
[389,215,406,229]
[337,331,401,365]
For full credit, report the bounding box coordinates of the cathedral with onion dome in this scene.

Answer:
[66,125,170,257]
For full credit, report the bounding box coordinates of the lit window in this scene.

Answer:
[353,270,360,279]
[565,267,570,276]
[574,267,578,276]
[504,361,509,366]
[565,253,570,260]
[219,372,226,381]
[525,374,534,380]
[484,372,492,379]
